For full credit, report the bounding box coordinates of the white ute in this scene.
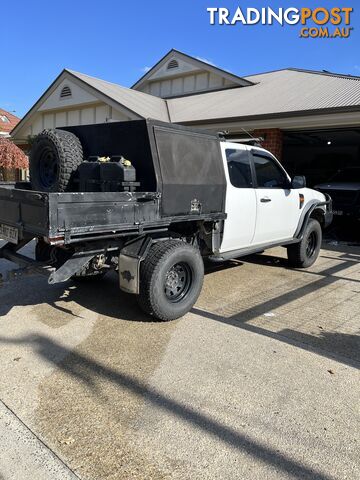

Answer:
[0,122,332,321]
[216,141,332,263]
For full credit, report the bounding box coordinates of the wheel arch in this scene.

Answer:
[294,201,326,240]
[310,207,326,228]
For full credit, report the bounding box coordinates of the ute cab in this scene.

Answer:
[216,141,332,259]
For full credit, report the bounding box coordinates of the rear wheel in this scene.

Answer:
[30,129,83,192]
[137,240,204,321]
[287,218,322,268]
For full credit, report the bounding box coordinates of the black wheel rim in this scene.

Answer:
[164,262,192,303]
[306,231,317,258]
[39,146,58,188]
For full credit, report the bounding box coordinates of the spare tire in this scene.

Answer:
[30,129,83,192]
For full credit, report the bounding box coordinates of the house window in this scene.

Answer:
[0,115,10,123]
[167,59,179,70]
[60,85,72,99]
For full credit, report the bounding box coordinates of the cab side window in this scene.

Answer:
[253,154,288,188]
[226,149,253,188]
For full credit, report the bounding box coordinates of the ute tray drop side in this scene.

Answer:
[0,120,226,245]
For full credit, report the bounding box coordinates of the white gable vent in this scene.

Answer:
[167,59,179,70]
[60,85,72,99]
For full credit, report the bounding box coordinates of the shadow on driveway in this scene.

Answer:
[0,333,337,480]
[1,247,359,368]
[194,250,360,368]
[0,243,359,477]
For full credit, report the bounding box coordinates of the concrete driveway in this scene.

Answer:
[0,241,359,480]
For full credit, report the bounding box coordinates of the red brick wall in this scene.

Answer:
[253,128,283,161]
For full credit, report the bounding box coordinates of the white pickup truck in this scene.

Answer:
[216,141,332,262]
[0,121,332,321]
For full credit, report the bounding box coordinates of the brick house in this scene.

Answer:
[11,49,360,186]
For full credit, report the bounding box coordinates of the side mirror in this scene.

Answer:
[291,175,306,189]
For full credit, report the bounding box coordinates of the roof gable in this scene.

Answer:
[132,49,254,97]
[11,69,170,139]
[67,70,169,120]
[37,77,98,111]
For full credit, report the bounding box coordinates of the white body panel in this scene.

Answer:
[219,143,327,254]
[219,143,256,252]
[252,189,299,244]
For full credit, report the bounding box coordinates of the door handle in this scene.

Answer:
[260,197,271,203]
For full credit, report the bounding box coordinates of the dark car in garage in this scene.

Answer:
[315,167,360,218]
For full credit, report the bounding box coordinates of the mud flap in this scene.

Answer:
[119,254,140,294]
[119,236,153,294]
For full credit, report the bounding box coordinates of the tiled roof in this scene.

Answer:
[0,108,20,133]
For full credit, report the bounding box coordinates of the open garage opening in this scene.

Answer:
[282,127,360,241]
[282,128,360,187]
